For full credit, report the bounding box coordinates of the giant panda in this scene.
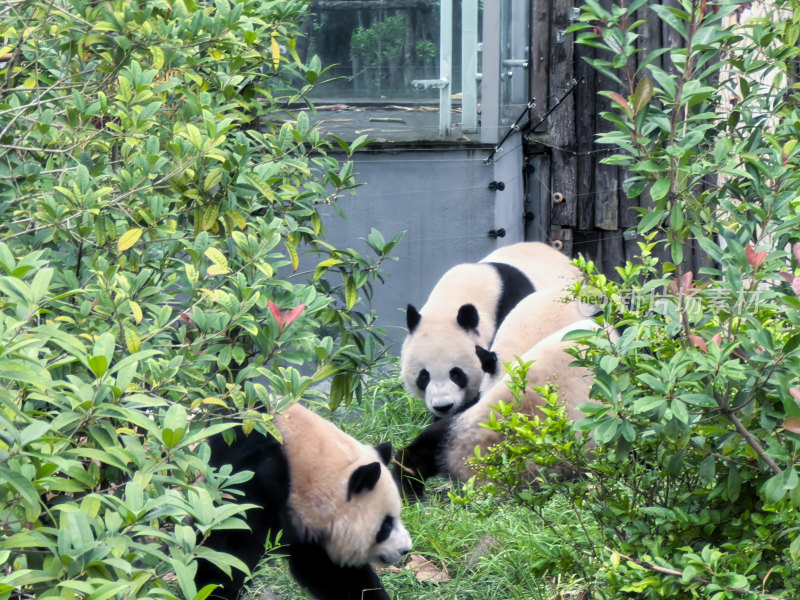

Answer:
[401,242,582,417]
[196,404,412,600]
[395,319,598,495]
[474,287,590,393]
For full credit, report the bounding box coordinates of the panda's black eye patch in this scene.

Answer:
[376,515,394,543]
[450,367,467,388]
[416,369,430,391]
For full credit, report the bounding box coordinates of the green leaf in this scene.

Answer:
[88,355,108,378]
[637,373,667,394]
[204,168,223,191]
[194,547,250,577]
[699,454,715,484]
[631,76,653,115]
[727,466,741,502]
[85,581,131,600]
[650,178,670,201]
[633,395,666,413]
[0,276,32,305]
[763,472,787,504]
[594,418,619,445]
[117,228,143,252]
[345,275,357,310]
[0,467,41,520]
[204,247,228,268]
[637,209,667,233]
[783,333,800,355]
[30,267,54,303]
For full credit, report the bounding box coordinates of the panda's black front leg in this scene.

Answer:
[393,416,452,500]
[287,543,390,600]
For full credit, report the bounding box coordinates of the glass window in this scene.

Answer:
[302,0,484,142]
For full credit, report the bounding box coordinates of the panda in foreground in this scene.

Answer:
[395,319,598,496]
[401,242,582,418]
[195,404,412,600]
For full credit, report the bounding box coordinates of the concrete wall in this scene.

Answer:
[312,136,526,352]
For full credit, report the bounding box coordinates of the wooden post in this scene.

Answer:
[549,0,577,228]
[530,0,551,133]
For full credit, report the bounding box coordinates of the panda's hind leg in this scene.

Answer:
[287,543,389,600]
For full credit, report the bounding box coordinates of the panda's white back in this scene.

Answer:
[479,288,589,393]
[479,242,582,291]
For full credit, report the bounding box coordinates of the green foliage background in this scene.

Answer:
[0,1,401,598]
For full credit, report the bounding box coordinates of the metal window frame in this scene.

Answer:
[480,0,530,144]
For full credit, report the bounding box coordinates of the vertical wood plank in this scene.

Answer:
[593,0,620,232]
[600,230,625,281]
[574,230,601,265]
[525,153,553,242]
[549,0,577,227]
[575,27,596,231]
[531,0,552,133]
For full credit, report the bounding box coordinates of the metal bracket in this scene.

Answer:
[569,7,581,21]
[623,228,638,241]
[555,29,567,44]
[410,79,449,90]
[488,228,506,239]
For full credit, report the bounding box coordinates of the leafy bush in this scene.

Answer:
[0,1,400,598]
[463,0,800,598]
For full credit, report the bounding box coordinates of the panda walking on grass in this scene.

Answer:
[196,404,412,600]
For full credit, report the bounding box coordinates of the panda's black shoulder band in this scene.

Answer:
[486,262,535,328]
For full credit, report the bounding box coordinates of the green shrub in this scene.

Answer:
[0,1,400,599]
[464,0,800,597]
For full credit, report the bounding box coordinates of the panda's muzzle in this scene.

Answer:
[432,402,454,415]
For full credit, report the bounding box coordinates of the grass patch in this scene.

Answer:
[242,363,588,600]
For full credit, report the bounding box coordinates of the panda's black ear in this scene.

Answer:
[457,304,479,331]
[374,442,393,466]
[347,462,382,501]
[475,345,498,376]
[407,304,421,334]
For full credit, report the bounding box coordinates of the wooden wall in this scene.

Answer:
[524,0,711,277]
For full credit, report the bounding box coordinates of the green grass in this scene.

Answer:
[241,363,588,600]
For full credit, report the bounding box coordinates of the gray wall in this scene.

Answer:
[313,138,526,352]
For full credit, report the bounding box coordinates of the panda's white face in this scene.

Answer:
[368,513,413,566]
[327,461,412,568]
[401,332,483,417]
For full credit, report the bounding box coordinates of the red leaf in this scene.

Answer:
[268,300,284,329]
[712,332,722,346]
[608,92,630,110]
[668,278,679,296]
[779,272,795,283]
[782,417,800,434]
[794,276,800,296]
[688,335,707,352]
[681,271,694,292]
[790,388,800,403]
[793,242,800,264]
[745,243,766,269]
[282,304,306,328]
[179,312,191,323]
